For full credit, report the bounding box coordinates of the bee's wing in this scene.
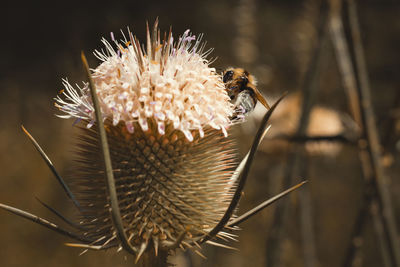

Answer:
[253,88,270,109]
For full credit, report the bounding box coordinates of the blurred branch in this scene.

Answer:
[328,0,362,127]
[329,0,400,266]
[370,201,393,267]
[381,91,400,152]
[272,134,358,145]
[298,156,319,267]
[329,2,386,265]
[342,188,370,267]
[265,2,329,266]
[348,0,400,264]
[233,0,257,66]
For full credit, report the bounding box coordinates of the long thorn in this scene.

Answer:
[21,125,82,211]
[0,203,91,243]
[228,125,271,186]
[65,243,104,250]
[35,197,86,230]
[228,181,307,227]
[81,52,137,255]
[201,92,287,244]
[206,240,239,251]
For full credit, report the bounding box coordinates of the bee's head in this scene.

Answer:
[223,68,245,85]
[223,68,235,83]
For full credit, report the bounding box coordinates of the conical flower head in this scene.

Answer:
[56,26,233,140]
[55,24,237,259]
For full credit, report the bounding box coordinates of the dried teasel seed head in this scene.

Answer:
[72,120,236,254]
[55,23,237,261]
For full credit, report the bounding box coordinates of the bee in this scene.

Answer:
[223,67,270,118]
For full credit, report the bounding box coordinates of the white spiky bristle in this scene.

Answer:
[55,27,234,141]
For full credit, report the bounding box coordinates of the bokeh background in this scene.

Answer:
[1,0,399,266]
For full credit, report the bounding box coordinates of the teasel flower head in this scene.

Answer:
[54,22,239,263]
[55,25,233,141]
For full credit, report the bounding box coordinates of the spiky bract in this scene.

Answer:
[70,119,236,257]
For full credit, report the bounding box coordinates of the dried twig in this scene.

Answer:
[381,90,400,152]
[348,0,400,264]
[329,2,388,264]
[298,155,319,267]
[329,0,362,127]
[329,0,400,266]
[347,3,400,262]
[370,201,393,267]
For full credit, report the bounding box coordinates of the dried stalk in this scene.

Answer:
[347,2,400,263]
[329,0,400,266]
[298,155,318,267]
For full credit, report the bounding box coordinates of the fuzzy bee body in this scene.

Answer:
[223,67,270,118]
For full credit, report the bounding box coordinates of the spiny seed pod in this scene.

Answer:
[71,121,236,257]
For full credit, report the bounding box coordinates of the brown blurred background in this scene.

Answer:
[1,0,400,266]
